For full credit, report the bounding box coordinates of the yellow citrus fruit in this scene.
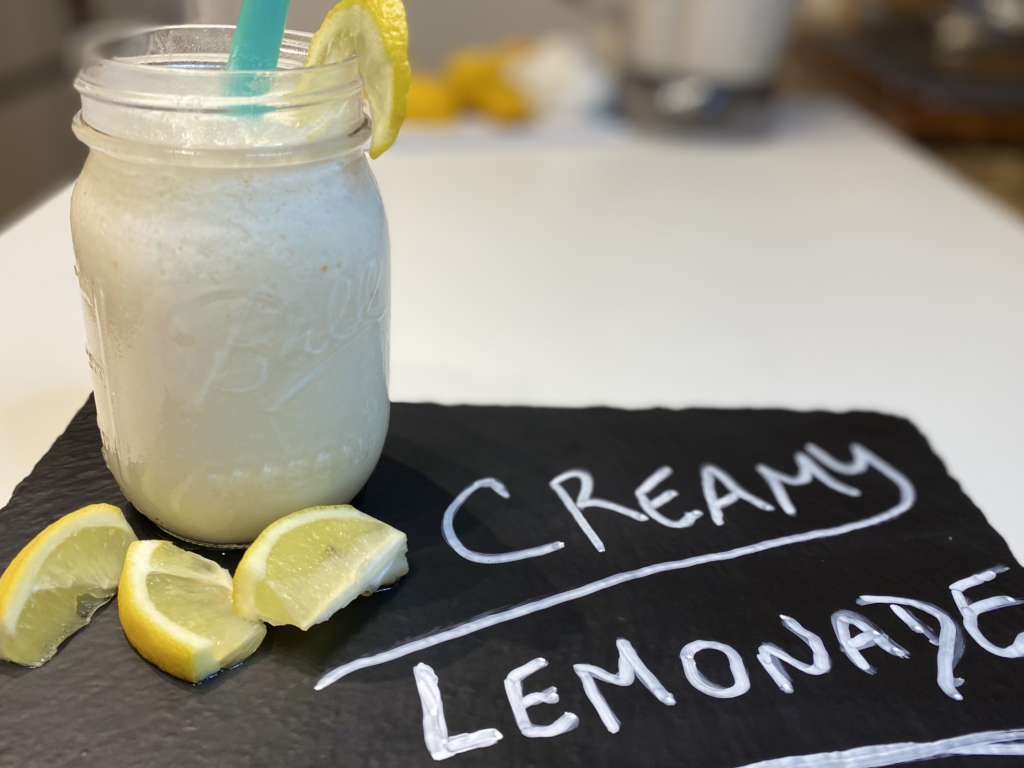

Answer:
[406,73,460,120]
[445,41,532,122]
[307,0,411,158]
[233,505,408,631]
[475,81,531,121]
[0,503,136,667]
[118,540,266,684]
[446,47,500,103]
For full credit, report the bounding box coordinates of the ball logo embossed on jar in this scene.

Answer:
[169,261,388,413]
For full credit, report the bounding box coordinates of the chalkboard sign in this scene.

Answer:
[2,399,1023,768]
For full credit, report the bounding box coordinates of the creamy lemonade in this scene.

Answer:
[70,28,390,544]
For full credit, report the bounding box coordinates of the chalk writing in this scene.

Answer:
[857,595,965,700]
[634,466,703,528]
[680,640,751,699]
[756,452,861,516]
[317,442,915,690]
[503,658,579,738]
[701,464,776,525]
[573,638,676,734]
[442,478,565,564]
[757,615,831,694]
[735,729,1024,767]
[950,566,1024,659]
[413,662,503,761]
[549,469,648,552]
[831,610,910,674]
[306,426,1024,766]
[410,568,1018,762]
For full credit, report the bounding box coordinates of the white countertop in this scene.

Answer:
[2,97,1023,559]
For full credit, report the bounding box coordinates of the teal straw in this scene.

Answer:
[226,0,292,72]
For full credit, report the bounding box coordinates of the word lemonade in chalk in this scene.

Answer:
[0,0,412,682]
[69,0,410,546]
[312,442,1024,763]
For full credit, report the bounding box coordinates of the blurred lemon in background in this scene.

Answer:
[406,74,461,120]
[406,39,533,123]
[405,35,611,125]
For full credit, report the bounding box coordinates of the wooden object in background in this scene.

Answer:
[799,31,1024,144]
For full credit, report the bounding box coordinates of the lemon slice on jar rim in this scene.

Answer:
[0,504,137,667]
[307,0,411,158]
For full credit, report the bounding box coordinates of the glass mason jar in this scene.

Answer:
[71,26,390,546]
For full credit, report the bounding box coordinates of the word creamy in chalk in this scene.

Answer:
[443,442,881,561]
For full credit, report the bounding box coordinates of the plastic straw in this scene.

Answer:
[227,0,292,71]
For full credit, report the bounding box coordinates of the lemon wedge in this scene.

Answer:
[0,504,136,667]
[233,505,408,630]
[118,540,266,683]
[306,0,411,158]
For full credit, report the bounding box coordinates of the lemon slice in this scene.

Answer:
[118,540,266,683]
[233,505,408,630]
[0,504,136,667]
[306,0,411,158]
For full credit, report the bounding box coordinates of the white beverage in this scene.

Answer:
[71,27,389,544]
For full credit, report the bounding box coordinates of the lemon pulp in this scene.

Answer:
[234,505,408,630]
[119,540,266,683]
[0,504,136,667]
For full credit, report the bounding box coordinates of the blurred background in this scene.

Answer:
[0,0,1021,228]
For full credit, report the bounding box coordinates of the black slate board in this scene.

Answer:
[2,398,1023,768]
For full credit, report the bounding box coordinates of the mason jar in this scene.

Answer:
[71,26,390,546]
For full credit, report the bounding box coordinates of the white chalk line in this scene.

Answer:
[315,451,915,690]
[735,729,1024,767]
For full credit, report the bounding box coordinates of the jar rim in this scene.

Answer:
[75,25,361,113]
[72,111,372,166]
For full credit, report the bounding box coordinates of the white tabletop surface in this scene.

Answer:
[2,97,1022,560]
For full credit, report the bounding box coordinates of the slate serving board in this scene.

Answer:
[1,398,1023,768]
